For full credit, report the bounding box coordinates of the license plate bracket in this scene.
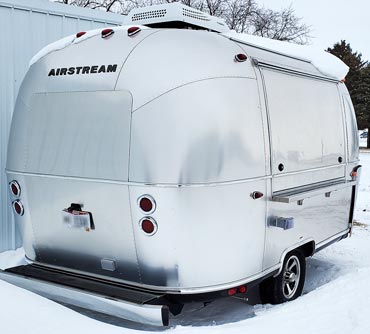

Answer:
[62,204,94,231]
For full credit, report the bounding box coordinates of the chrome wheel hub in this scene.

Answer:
[282,255,301,299]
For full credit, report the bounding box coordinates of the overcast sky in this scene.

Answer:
[258,0,370,61]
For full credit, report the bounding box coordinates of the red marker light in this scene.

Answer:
[76,31,86,38]
[235,53,248,62]
[101,28,114,38]
[128,26,141,37]
[228,288,237,296]
[251,191,264,200]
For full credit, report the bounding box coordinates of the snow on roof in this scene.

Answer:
[223,31,349,81]
[30,26,348,81]
[29,25,150,67]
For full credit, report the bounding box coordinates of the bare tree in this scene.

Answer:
[250,5,310,44]
[55,0,311,44]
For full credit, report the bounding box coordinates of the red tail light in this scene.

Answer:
[101,28,114,38]
[238,286,247,293]
[228,288,237,296]
[9,180,21,197]
[12,200,24,216]
[76,31,86,38]
[128,26,141,37]
[138,195,156,214]
[140,217,158,235]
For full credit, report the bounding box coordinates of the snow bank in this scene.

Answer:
[29,25,150,67]
[0,247,26,270]
[223,31,349,80]
[0,280,126,334]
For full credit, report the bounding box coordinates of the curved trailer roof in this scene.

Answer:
[30,26,348,82]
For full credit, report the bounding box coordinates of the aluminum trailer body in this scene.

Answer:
[2,3,360,326]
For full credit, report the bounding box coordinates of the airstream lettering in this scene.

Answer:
[48,64,118,76]
[1,3,360,327]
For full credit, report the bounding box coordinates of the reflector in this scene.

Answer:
[138,195,156,213]
[140,217,158,235]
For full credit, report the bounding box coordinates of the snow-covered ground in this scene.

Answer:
[0,154,369,334]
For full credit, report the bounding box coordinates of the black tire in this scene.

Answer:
[260,249,306,304]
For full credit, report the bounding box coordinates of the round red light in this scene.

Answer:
[76,31,86,38]
[9,180,21,197]
[140,197,153,212]
[140,218,158,235]
[13,200,24,216]
[128,26,141,37]
[138,195,156,214]
[101,28,114,38]
[238,286,247,293]
[235,53,248,62]
[228,288,237,296]
[142,219,155,234]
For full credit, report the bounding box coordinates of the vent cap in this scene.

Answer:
[126,3,229,33]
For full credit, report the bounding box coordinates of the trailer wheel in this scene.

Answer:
[260,249,306,304]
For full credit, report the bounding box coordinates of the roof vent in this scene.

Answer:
[126,3,229,33]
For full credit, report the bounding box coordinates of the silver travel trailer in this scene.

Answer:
[0,2,361,326]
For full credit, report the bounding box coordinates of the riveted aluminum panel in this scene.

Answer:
[262,69,346,191]
[116,29,256,111]
[339,86,360,163]
[232,40,323,78]
[7,172,141,283]
[129,180,267,290]
[7,91,132,181]
[18,29,157,99]
[0,0,123,251]
[129,78,266,184]
[264,186,352,269]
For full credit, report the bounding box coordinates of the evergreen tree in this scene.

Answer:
[327,41,370,147]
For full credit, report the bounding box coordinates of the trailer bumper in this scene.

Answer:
[0,265,169,326]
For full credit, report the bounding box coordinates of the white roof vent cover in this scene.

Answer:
[126,3,229,33]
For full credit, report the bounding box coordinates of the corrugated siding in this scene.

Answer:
[0,0,124,251]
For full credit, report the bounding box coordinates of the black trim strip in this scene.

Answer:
[315,236,343,253]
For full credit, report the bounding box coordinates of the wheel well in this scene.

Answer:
[298,241,315,257]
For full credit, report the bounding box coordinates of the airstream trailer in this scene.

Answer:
[1,3,360,326]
